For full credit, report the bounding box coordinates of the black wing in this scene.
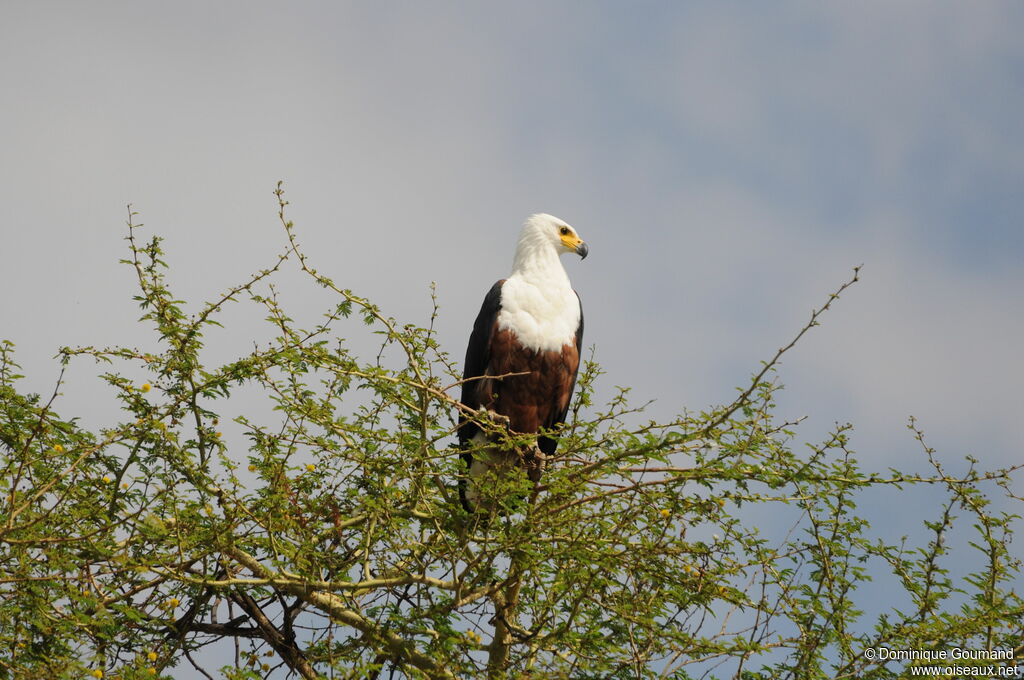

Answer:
[458,279,504,447]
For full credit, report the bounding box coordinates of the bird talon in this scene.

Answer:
[477,407,511,430]
[525,446,546,482]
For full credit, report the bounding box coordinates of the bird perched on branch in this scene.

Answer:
[458,214,588,512]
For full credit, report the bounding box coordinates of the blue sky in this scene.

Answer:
[3,0,1021,489]
[1,1,1022,670]
[16,4,1019,447]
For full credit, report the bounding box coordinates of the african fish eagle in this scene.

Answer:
[458,214,588,512]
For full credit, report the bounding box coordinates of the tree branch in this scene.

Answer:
[225,546,455,680]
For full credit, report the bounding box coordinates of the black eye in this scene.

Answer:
[559,226,570,236]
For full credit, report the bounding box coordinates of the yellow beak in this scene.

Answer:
[561,233,588,259]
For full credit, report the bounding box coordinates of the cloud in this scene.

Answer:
[0,2,1020,472]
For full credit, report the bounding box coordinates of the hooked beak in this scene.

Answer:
[575,241,589,260]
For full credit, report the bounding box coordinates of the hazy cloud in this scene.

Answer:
[1,2,1020,496]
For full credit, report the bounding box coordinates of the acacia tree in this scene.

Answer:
[1,186,1021,680]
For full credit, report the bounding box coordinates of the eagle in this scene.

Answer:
[458,214,588,512]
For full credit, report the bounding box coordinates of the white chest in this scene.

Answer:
[496,276,580,352]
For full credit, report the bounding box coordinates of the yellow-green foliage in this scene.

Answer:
[0,186,1020,679]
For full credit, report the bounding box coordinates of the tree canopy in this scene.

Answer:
[1,186,1021,679]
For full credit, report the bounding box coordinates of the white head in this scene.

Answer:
[512,214,588,274]
[501,214,586,349]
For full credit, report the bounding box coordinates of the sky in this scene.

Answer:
[1,0,1022,673]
